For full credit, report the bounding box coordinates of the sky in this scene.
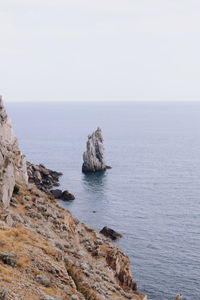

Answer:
[0,0,200,102]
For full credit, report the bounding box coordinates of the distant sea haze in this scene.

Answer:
[7,101,200,300]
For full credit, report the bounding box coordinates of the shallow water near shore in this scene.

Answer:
[7,101,200,300]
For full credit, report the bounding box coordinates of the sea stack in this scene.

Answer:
[82,127,108,173]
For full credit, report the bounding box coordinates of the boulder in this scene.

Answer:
[60,190,75,201]
[50,189,75,201]
[0,251,17,267]
[82,127,110,173]
[100,226,122,240]
[36,274,51,287]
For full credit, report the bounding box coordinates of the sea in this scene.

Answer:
[6,101,200,300]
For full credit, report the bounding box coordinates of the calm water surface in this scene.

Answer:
[7,101,200,300]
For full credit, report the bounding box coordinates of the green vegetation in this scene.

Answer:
[13,184,20,194]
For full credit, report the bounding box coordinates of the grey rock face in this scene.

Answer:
[82,128,107,173]
[36,274,51,287]
[0,286,8,300]
[0,251,17,267]
[0,96,28,207]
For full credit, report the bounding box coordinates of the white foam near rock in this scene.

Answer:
[0,96,28,207]
[82,127,108,173]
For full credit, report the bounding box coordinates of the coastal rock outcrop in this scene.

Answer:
[27,161,62,193]
[82,127,110,173]
[106,248,138,291]
[27,162,75,200]
[51,189,75,201]
[0,96,28,207]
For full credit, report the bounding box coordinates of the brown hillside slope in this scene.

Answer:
[0,183,147,300]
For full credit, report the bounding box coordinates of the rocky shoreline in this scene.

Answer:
[27,161,75,201]
[27,161,62,193]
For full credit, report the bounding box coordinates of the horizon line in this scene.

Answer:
[4,99,200,103]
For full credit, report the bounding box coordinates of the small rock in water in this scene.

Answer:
[173,294,183,300]
[51,189,75,201]
[100,226,122,240]
[60,190,75,201]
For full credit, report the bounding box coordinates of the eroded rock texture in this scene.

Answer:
[0,96,28,207]
[82,127,107,173]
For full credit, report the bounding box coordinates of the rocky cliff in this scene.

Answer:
[82,128,108,173]
[0,96,28,207]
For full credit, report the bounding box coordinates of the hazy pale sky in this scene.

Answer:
[0,0,200,102]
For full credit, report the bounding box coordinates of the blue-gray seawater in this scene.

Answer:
[7,101,200,300]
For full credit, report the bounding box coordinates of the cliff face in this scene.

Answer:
[82,128,107,173]
[0,96,28,207]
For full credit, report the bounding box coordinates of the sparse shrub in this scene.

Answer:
[13,184,20,194]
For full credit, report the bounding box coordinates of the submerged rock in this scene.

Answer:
[82,127,110,173]
[173,294,182,300]
[100,226,122,240]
